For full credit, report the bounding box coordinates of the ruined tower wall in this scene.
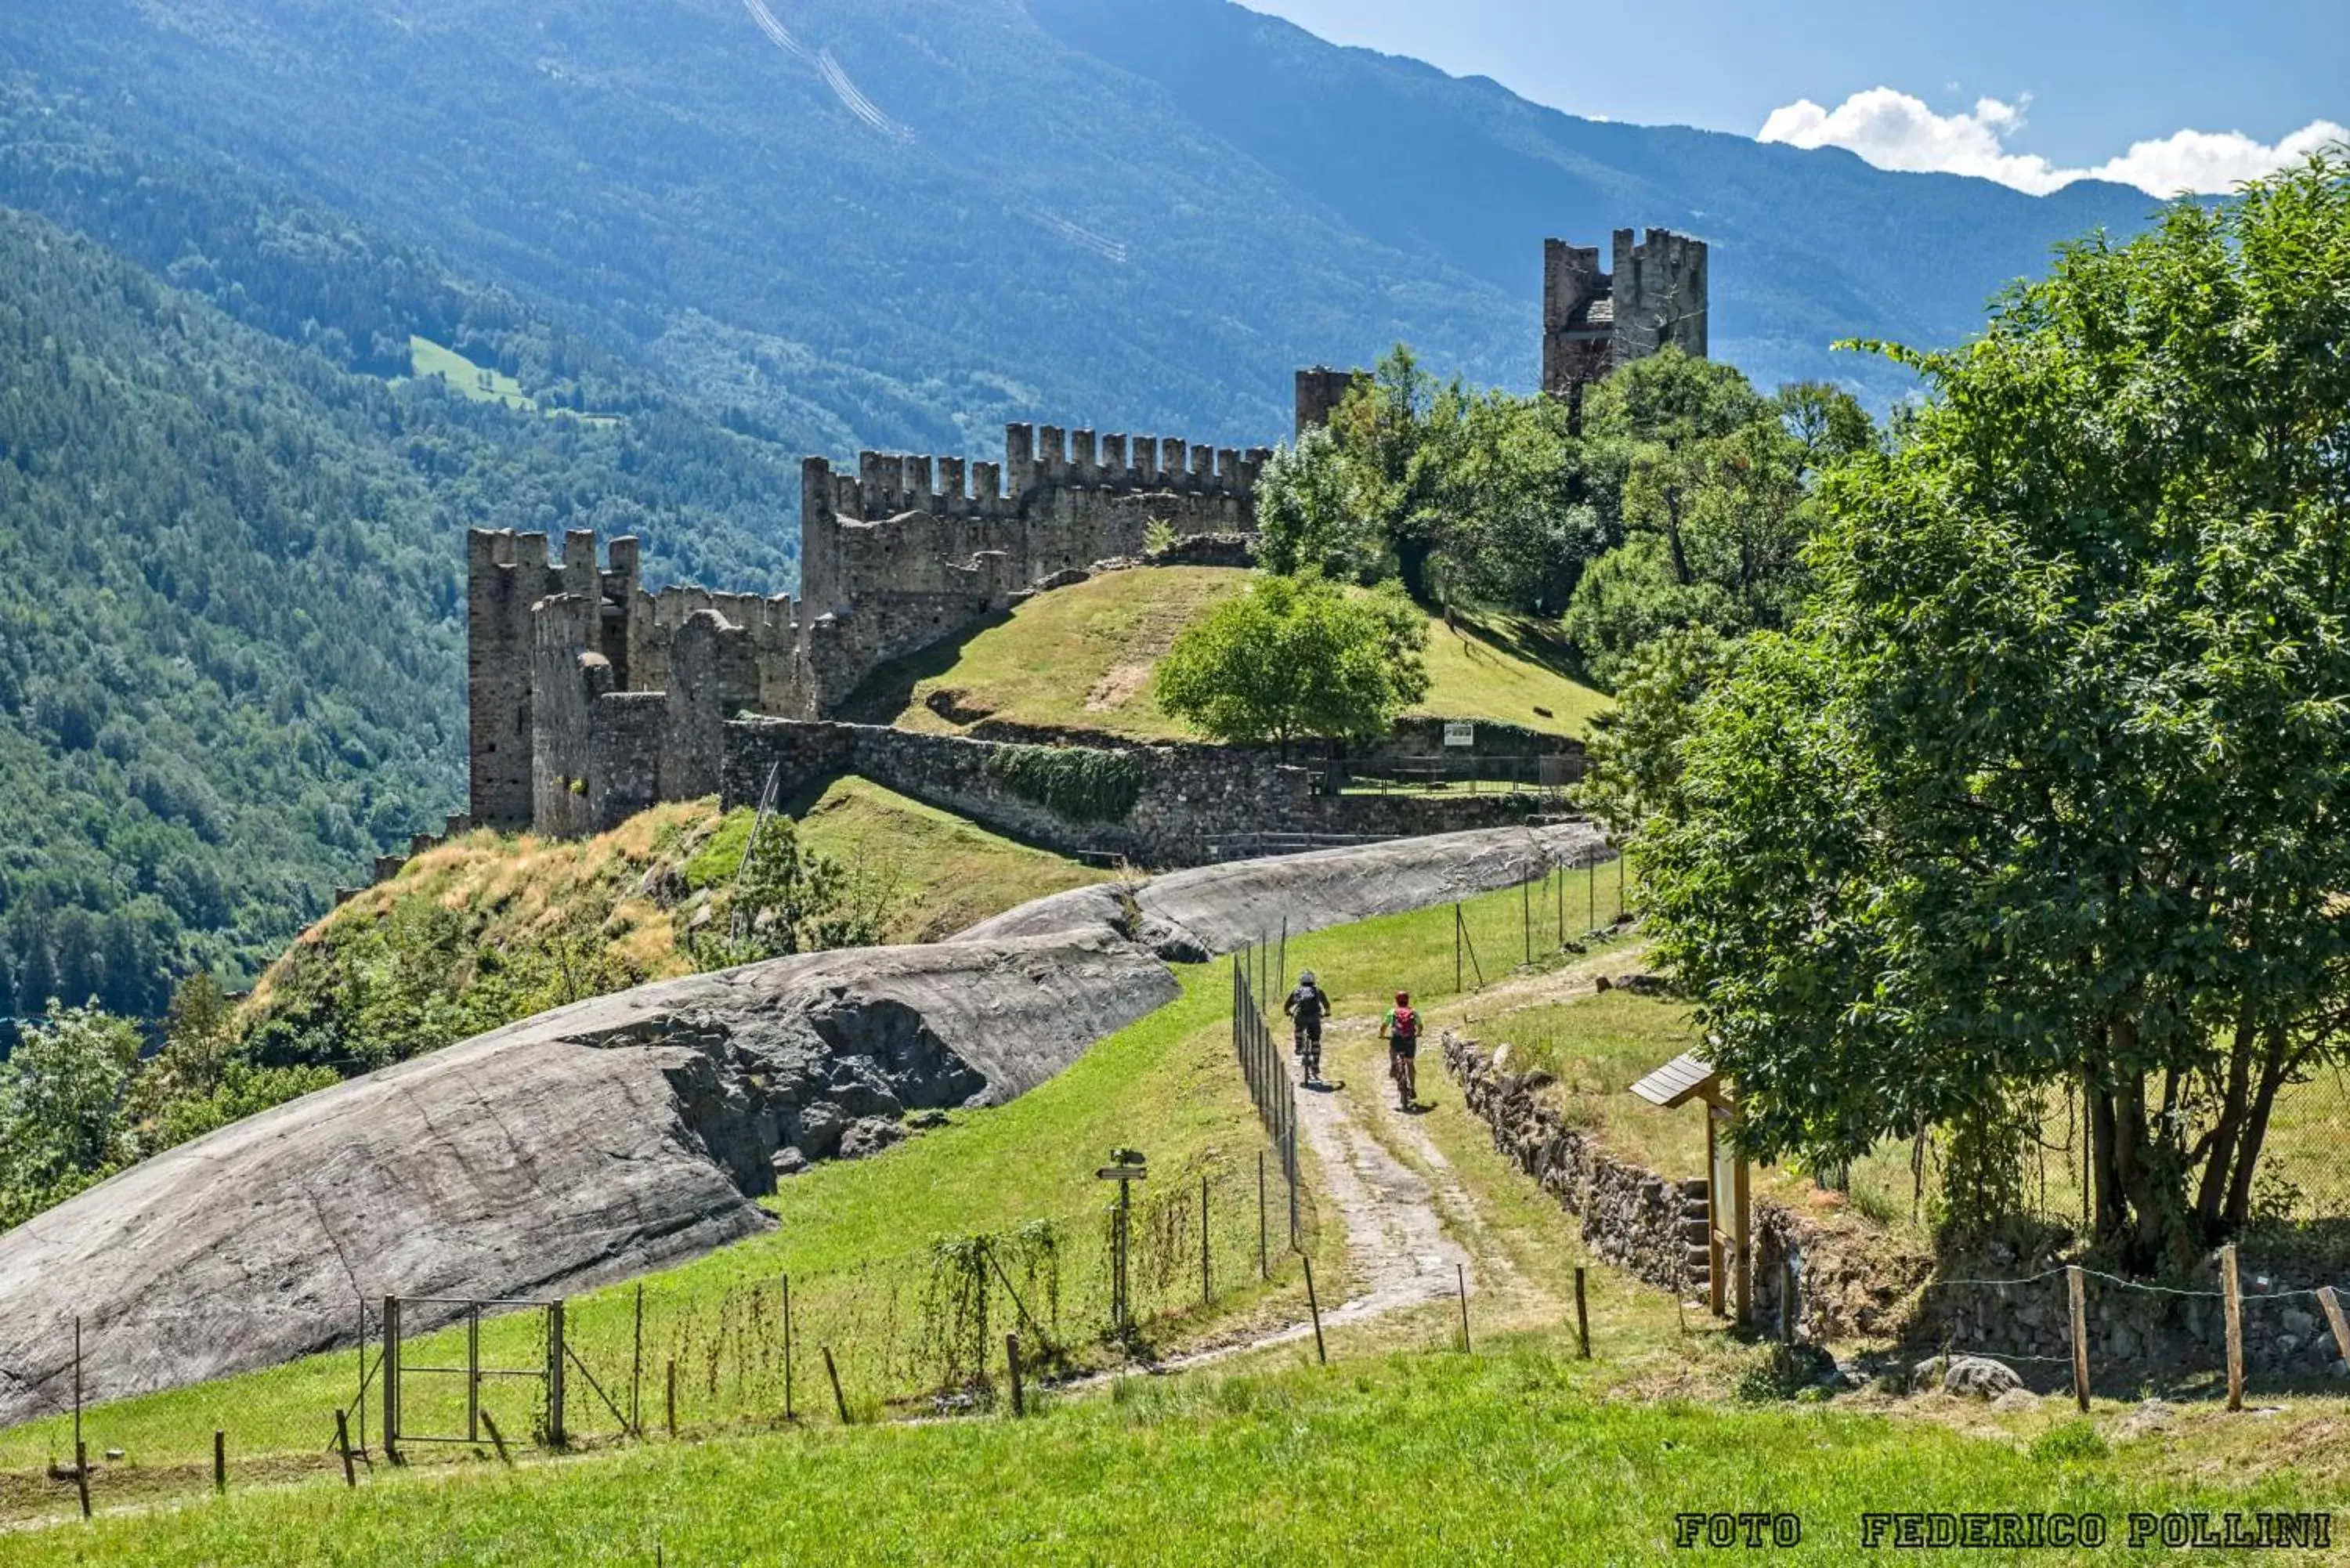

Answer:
[471,530,638,829]
[1609,228,1708,363]
[1293,367,1365,438]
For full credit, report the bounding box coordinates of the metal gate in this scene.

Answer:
[381,1295,565,1460]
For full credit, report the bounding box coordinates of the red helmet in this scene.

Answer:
[1395,991,1410,1005]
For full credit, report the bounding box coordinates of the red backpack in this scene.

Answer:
[1390,1005,1418,1042]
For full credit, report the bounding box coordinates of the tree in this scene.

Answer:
[1155,575,1430,751]
[1571,626,1736,837]
[1562,354,1869,682]
[698,815,899,968]
[0,1002,141,1186]
[1253,427,1386,582]
[1640,155,2350,1269]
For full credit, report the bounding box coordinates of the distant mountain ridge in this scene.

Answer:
[0,0,2184,1025]
[3,0,2165,461]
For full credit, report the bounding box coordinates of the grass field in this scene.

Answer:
[406,336,620,425]
[2,873,1633,1524]
[879,567,1610,740]
[14,1342,2345,1566]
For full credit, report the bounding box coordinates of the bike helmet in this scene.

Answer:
[1395,990,1411,1004]
[1299,970,1316,986]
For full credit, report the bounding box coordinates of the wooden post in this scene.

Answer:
[466,1304,481,1443]
[1005,1334,1025,1418]
[1457,1264,1471,1353]
[1780,1255,1798,1346]
[546,1299,566,1451]
[74,1441,90,1520]
[1200,1174,1212,1306]
[2066,1266,2091,1413]
[1574,1267,1591,1359]
[783,1275,795,1422]
[1257,1153,1268,1281]
[1454,903,1462,992]
[2222,1244,2245,1412]
[214,1429,226,1495]
[335,1411,356,1488]
[382,1295,403,1465]
[2319,1286,2350,1371]
[631,1284,645,1437]
[665,1359,678,1438]
[72,1316,81,1480]
[822,1346,850,1424]
[1300,1255,1326,1365]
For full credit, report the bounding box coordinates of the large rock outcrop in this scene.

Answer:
[0,824,1603,1424]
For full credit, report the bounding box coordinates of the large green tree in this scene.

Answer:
[1640,155,2350,1269]
[1155,575,1430,751]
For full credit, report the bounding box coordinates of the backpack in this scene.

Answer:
[1390,1005,1417,1041]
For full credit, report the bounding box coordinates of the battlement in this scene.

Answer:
[799,421,1271,614]
[1542,226,1708,410]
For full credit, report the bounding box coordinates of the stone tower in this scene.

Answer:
[1293,366,1366,439]
[1542,228,1708,416]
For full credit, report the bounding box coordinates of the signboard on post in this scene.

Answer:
[1442,721,1476,749]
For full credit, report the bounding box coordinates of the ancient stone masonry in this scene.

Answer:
[469,422,1268,836]
[1542,228,1709,416]
[469,226,1690,840]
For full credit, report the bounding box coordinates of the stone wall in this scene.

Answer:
[722,719,1544,869]
[1444,1031,1699,1295]
[798,422,1268,616]
[1542,227,1709,403]
[1915,1255,2350,1392]
[1444,1030,1925,1342]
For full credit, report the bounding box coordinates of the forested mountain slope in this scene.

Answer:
[2,0,2164,457]
[0,207,793,1021]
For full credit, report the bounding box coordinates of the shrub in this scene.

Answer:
[984,745,1144,824]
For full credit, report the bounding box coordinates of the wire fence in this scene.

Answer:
[0,1148,1314,1524]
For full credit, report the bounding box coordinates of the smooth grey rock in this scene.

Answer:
[1942,1356,2025,1399]
[1990,1388,2040,1413]
[2115,1399,2175,1438]
[0,825,1585,1426]
[0,934,1173,1425]
[2281,1307,2316,1339]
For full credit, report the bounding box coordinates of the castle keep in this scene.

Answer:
[465,228,1708,844]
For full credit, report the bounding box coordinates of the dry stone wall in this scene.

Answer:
[722,718,1543,869]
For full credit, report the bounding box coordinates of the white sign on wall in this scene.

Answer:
[1442,721,1476,749]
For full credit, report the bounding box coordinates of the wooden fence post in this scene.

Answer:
[1257,1153,1268,1281]
[2319,1285,2350,1371]
[2066,1266,2091,1413]
[335,1411,356,1488]
[783,1275,795,1422]
[1301,1255,1326,1365]
[214,1429,226,1495]
[1200,1174,1212,1306]
[631,1284,645,1438]
[665,1359,678,1438]
[1005,1334,1025,1418]
[2222,1245,2245,1412]
[546,1299,566,1451]
[74,1442,90,1520]
[1574,1267,1591,1359]
[383,1295,403,1465]
[822,1346,850,1425]
[1457,1264,1471,1353]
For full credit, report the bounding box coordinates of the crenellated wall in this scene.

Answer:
[799,421,1270,614]
[1541,227,1709,406]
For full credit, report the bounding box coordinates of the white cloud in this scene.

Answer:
[1758,87,2348,197]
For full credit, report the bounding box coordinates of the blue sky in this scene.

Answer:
[1246,1,2348,195]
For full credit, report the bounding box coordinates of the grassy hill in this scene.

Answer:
[242,779,1111,1060]
[872,568,1611,741]
[7,878,2345,1556]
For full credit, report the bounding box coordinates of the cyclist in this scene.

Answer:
[1284,970,1331,1085]
[1380,990,1421,1110]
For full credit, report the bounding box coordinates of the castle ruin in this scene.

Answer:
[1542,227,1709,417]
[470,424,1267,834]
[465,226,1708,844]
